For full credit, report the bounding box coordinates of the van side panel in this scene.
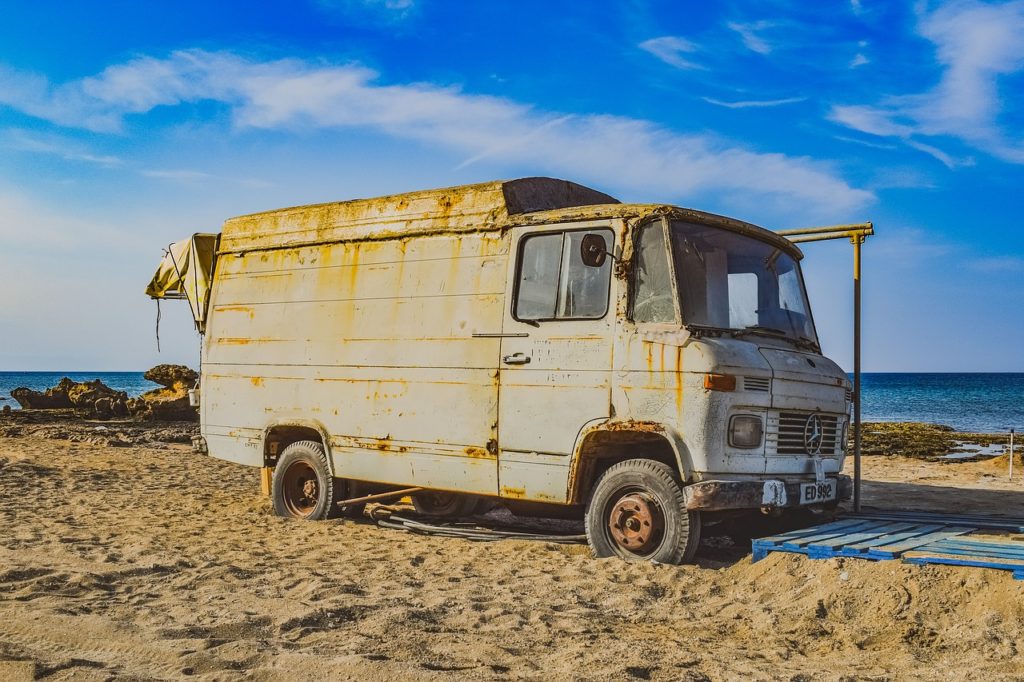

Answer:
[201,233,508,494]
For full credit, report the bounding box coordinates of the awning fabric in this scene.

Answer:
[145,234,218,331]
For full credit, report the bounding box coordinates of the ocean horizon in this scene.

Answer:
[1,371,1021,434]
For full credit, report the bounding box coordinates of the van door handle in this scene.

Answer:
[502,353,531,365]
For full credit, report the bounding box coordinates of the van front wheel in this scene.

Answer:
[585,459,701,565]
[272,440,342,520]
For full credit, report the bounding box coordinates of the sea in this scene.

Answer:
[0,371,1021,434]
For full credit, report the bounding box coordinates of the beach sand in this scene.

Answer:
[1,426,1023,680]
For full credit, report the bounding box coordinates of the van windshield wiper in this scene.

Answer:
[735,326,820,352]
[684,323,735,338]
[734,325,788,339]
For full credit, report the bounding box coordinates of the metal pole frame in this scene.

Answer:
[776,222,873,512]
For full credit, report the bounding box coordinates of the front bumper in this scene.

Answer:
[683,475,853,511]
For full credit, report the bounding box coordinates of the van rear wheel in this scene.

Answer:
[585,459,701,565]
[272,440,342,520]
[412,491,481,517]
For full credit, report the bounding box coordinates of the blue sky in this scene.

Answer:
[0,0,1021,371]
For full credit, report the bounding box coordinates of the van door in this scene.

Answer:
[496,223,617,502]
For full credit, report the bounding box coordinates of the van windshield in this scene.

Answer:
[669,220,818,348]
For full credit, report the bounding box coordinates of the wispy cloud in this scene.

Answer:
[829,0,1024,164]
[0,185,129,250]
[966,256,1024,272]
[1,129,122,166]
[316,0,417,22]
[702,96,806,109]
[727,21,776,55]
[638,36,704,70]
[0,49,873,218]
[849,53,869,68]
[834,135,898,151]
[871,227,954,262]
[141,168,271,187]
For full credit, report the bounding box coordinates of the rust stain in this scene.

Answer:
[463,446,494,459]
[347,243,360,295]
[500,486,526,499]
[601,419,663,433]
[674,347,684,409]
[250,377,264,387]
[215,305,255,320]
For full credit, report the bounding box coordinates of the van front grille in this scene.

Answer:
[768,411,841,455]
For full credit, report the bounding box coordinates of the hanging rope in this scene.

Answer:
[155,298,162,353]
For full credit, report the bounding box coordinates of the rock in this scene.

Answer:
[142,393,197,422]
[144,365,198,390]
[112,398,129,418]
[134,364,200,422]
[11,378,76,409]
[11,378,132,422]
[66,380,127,410]
[94,397,114,419]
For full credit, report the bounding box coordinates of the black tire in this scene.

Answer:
[585,459,701,564]
[411,490,481,517]
[272,440,343,520]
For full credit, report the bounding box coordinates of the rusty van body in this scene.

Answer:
[149,177,852,564]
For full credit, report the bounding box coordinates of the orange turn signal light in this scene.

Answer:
[703,373,736,392]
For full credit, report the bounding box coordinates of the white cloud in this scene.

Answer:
[849,53,869,68]
[1,129,122,166]
[316,0,416,21]
[702,96,806,109]
[829,0,1024,164]
[0,184,137,251]
[141,168,271,187]
[966,256,1024,271]
[639,36,704,70]
[0,49,872,218]
[834,135,898,151]
[850,0,864,14]
[727,21,775,55]
[904,139,963,169]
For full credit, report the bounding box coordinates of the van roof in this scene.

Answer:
[218,177,798,258]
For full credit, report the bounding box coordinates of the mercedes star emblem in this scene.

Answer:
[803,414,824,455]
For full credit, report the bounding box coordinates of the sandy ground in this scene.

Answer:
[1,433,1023,681]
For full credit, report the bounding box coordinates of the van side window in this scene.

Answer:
[632,223,676,323]
[515,230,613,321]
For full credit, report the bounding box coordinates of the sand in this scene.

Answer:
[1,432,1023,681]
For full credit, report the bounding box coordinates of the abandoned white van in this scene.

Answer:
[147,177,852,564]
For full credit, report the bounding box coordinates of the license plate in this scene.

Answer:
[799,479,837,505]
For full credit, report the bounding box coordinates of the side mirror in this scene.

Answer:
[580,233,609,268]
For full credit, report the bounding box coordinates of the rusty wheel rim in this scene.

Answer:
[281,459,320,517]
[607,491,665,556]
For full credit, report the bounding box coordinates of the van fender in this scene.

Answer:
[566,419,694,503]
[261,419,336,475]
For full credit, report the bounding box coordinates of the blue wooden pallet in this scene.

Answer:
[751,519,972,562]
[752,515,1024,581]
[903,536,1024,580]
[848,510,1024,533]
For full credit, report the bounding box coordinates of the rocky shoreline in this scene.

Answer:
[6,364,198,422]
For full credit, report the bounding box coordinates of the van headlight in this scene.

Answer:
[729,415,763,448]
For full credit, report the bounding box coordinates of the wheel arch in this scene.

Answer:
[262,419,334,474]
[567,420,692,505]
